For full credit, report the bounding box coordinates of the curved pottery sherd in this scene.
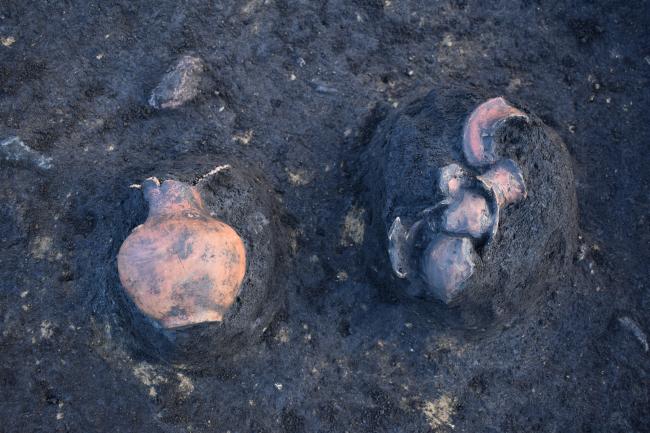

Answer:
[477,159,527,208]
[463,97,528,167]
[422,234,477,303]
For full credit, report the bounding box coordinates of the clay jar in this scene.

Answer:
[118,177,246,329]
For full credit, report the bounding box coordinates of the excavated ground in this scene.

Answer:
[0,1,648,432]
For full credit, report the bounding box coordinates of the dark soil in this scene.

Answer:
[1,1,648,432]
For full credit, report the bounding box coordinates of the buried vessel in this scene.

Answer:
[117,177,247,329]
[385,97,529,303]
[114,163,287,364]
[361,92,578,314]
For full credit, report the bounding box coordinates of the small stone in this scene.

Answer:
[1,36,16,47]
[40,320,54,339]
[149,55,204,109]
[232,130,254,145]
[286,168,312,186]
[421,235,476,303]
[477,159,527,208]
[1,136,53,169]
[309,80,337,94]
[618,316,648,352]
[442,190,493,239]
[336,271,348,281]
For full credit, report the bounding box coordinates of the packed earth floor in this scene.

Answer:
[0,1,649,432]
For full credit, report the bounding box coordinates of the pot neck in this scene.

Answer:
[143,178,206,218]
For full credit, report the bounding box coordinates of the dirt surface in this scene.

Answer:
[1,1,649,432]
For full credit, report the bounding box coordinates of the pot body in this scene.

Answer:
[117,179,246,329]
